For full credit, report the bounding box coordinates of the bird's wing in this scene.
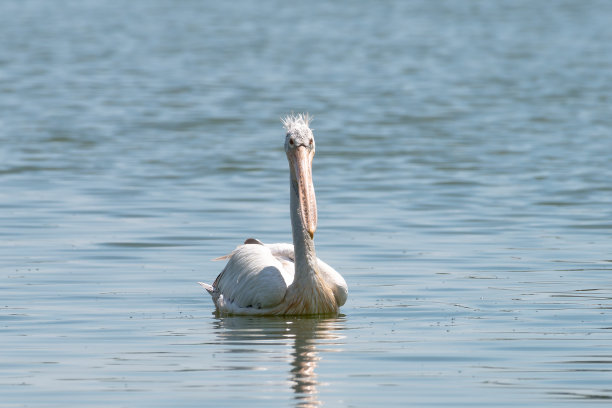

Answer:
[316,257,348,306]
[265,243,295,284]
[265,242,348,307]
[212,243,293,309]
[265,242,294,259]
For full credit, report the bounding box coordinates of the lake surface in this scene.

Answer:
[2,0,612,406]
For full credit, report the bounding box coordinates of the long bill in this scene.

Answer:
[290,146,317,239]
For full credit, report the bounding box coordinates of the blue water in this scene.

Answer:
[1,0,612,406]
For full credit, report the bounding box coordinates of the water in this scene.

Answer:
[1,0,612,406]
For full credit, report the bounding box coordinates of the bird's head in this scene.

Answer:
[282,113,317,239]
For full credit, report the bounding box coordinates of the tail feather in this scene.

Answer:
[198,282,214,295]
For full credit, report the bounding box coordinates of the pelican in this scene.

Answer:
[198,113,348,315]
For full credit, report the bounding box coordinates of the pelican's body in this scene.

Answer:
[199,114,348,315]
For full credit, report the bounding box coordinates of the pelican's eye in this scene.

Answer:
[309,138,313,146]
[289,139,294,145]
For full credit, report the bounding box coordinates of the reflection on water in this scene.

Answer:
[213,316,345,407]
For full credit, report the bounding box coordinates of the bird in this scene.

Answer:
[198,113,348,315]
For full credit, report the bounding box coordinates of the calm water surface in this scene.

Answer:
[2,0,612,406]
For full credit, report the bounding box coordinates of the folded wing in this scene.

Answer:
[211,244,293,309]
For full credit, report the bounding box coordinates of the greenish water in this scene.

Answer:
[1,0,612,406]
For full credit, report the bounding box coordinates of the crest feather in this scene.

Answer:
[282,113,312,133]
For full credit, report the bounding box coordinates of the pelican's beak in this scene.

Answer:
[291,146,317,239]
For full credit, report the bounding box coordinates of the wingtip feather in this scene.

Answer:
[211,254,231,261]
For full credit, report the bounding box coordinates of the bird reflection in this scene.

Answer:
[213,315,345,407]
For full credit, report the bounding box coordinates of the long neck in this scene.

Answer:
[290,177,318,283]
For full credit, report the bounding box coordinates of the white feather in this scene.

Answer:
[201,241,347,314]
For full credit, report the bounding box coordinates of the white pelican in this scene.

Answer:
[199,113,348,315]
